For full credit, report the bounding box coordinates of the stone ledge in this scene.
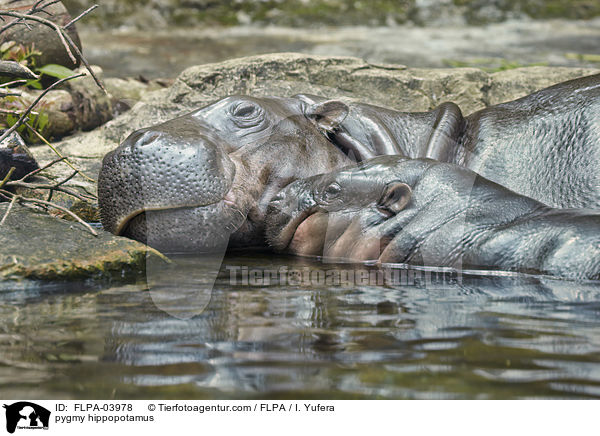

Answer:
[0,204,168,282]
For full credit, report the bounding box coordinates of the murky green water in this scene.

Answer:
[1,253,599,399]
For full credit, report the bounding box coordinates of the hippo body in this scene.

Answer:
[99,73,600,253]
[266,156,600,280]
[304,72,600,209]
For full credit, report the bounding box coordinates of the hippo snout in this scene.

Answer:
[98,118,242,251]
[265,179,319,251]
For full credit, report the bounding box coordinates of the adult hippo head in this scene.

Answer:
[266,156,600,280]
[98,95,354,252]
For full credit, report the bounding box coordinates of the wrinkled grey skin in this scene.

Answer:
[0,132,39,182]
[266,156,600,280]
[99,74,600,252]
[303,72,600,209]
[99,96,353,251]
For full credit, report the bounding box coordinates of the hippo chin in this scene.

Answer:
[266,156,600,280]
[98,95,353,252]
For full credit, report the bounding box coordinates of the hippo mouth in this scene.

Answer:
[266,203,330,256]
[117,194,248,253]
[112,191,241,236]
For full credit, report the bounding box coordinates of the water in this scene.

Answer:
[79,20,600,79]
[1,253,599,399]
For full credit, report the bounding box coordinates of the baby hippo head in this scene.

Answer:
[265,156,423,261]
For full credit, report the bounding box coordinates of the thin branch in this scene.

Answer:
[5,178,93,203]
[0,166,15,189]
[0,108,39,116]
[16,156,66,180]
[0,193,17,226]
[0,0,62,39]
[58,29,106,93]
[0,88,21,97]
[64,4,98,29]
[0,72,85,144]
[0,9,107,93]
[0,79,28,87]
[0,188,98,236]
[0,11,76,63]
[35,1,61,14]
[53,169,78,187]
[23,122,96,183]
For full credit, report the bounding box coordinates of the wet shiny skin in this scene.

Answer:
[266,157,600,280]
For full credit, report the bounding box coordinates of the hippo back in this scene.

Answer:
[461,73,600,209]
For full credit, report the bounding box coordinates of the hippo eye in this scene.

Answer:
[233,103,256,118]
[323,183,341,201]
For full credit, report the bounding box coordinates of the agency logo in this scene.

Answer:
[3,402,50,434]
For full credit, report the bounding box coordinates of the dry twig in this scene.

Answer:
[0,193,16,225]
[0,188,97,235]
[64,4,98,29]
[0,2,101,234]
[0,166,15,189]
[23,122,96,183]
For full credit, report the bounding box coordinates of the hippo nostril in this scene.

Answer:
[137,131,162,146]
[271,192,285,203]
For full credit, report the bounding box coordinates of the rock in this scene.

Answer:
[26,53,600,218]
[0,66,156,142]
[103,77,167,114]
[0,131,38,181]
[0,203,167,282]
[485,66,600,106]
[0,0,82,69]
[65,66,113,131]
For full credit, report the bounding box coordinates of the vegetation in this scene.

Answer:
[454,0,600,23]
[443,58,548,73]
[0,41,77,141]
[62,0,600,28]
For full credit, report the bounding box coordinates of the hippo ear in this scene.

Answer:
[378,182,412,215]
[306,101,349,131]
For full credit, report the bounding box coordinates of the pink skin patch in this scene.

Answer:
[288,212,387,262]
[288,213,329,256]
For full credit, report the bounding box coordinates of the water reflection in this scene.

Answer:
[0,253,599,399]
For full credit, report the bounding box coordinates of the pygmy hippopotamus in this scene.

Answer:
[98,73,600,253]
[266,156,600,280]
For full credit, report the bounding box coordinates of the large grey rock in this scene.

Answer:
[0,204,167,282]
[0,0,82,69]
[27,53,600,215]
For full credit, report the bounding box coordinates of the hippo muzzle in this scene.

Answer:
[98,117,244,252]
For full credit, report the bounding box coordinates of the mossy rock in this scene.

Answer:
[0,204,168,282]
